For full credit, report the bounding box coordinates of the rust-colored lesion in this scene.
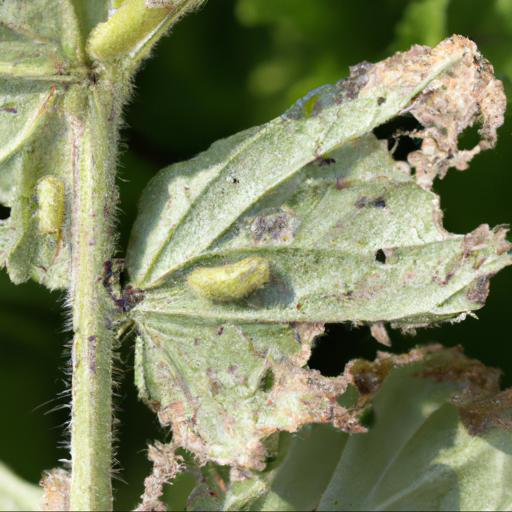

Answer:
[419,346,501,397]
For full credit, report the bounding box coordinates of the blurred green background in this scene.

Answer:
[1,0,511,509]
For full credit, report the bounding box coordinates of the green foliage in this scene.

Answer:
[1,1,512,511]
[0,1,87,288]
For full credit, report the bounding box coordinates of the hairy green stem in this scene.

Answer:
[65,2,205,507]
[69,71,126,511]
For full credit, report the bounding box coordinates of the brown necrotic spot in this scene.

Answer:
[355,196,369,208]
[466,275,491,305]
[459,389,512,435]
[355,196,387,209]
[251,209,297,244]
[353,370,382,395]
[335,61,374,101]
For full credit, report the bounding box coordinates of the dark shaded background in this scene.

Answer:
[1,1,511,509]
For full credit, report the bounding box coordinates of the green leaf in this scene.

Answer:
[188,347,512,511]
[0,2,88,288]
[71,1,110,44]
[132,131,509,325]
[0,84,79,288]
[127,36,507,289]
[0,0,201,290]
[129,37,510,471]
[0,1,85,76]
[0,462,41,512]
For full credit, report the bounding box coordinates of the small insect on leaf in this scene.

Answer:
[187,256,270,302]
[36,176,65,235]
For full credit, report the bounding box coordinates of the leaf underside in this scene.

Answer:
[0,1,106,289]
[0,0,210,289]
[187,347,512,511]
[128,36,511,473]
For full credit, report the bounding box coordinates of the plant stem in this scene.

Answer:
[66,3,203,505]
[68,71,126,511]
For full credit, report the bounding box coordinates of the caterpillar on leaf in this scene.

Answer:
[36,176,65,237]
[187,256,270,302]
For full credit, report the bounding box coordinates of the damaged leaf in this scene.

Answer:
[135,319,360,471]
[188,347,512,511]
[129,36,508,288]
[135,442,184,512]
[128,37,510,472]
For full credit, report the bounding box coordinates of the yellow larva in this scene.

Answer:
[36,176,65,235]
[187,256,270,302]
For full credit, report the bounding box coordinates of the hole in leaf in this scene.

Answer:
[372,197,386,208]
[259,368,274,392]
[359,405,376,429]
[0,205,11,220]
[119,268,129,289]
[373,115,423,162]
[375,249,386,263]
[458,123,481,150]
[307,324,379,377]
